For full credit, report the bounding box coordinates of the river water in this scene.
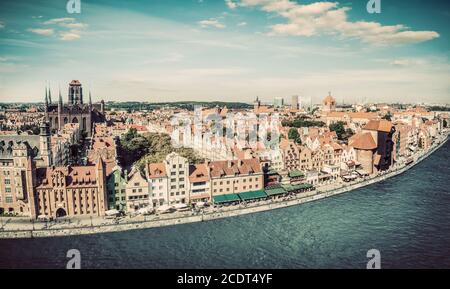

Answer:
[1,141,449,269]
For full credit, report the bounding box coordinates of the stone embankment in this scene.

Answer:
[0,133,448,239]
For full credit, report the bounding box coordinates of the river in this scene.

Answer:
[1,141,449,269]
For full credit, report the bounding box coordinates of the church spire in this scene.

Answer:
[89,90,92,107]
[48,84,52,104]
[58,85,63,107]
[44,85,49,107]
[58,85,62,101]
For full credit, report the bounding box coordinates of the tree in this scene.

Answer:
[119,129,150,168]
[288,128,301,144]
[382,112,392,121]
[329,121,354,141]
[329,121,346,138]
[282,116,325,128]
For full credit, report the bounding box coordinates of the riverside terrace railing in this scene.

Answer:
[1,131,449,235]
[0,187,317,234]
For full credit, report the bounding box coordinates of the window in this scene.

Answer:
[5,188,11,193]
[180,184,185,189]
[172,165,176,169]
[179,171,184,175]
[179,164,182,168]
[171,172,176,176]
[179,178,184,182]
[4,179,10,185]
[134,182,139,186]
[5,196,13,203]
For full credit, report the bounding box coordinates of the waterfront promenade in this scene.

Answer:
[0,131,448,239]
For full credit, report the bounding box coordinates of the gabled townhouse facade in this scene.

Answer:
[125,168,150,212]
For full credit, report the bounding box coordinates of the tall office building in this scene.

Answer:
[274,97,284,108]
[291,95,301,110]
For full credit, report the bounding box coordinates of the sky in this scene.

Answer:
[0,0,449,104]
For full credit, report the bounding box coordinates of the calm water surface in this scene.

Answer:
[1,141,449,269]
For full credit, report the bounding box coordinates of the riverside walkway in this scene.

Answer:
[0,131,448,239]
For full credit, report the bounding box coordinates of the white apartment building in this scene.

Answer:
[146,163,169,207]
[164,152,189,204]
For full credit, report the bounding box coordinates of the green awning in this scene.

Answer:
[282,183,313,192]
[238,190,267,201]
[264,186,287,196]
[289,170,305,178]
[213,193,240,204]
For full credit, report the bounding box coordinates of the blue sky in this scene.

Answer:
[0,0,449,104]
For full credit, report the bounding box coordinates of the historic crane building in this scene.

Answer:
[44,80,106,136]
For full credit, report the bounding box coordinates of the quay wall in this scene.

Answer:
[0,133,448,239]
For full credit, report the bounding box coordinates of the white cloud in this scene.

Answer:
[60,30,81,41]
[226,0,238,9]
[39,18,87,40]
[198,18,226,29]
[390,58,426,67]
[231,0,439,45]
[43,18,76,25]
[28,28,54,36]
[59,22,88,29]
[0,21,5,29]
[237,21,247,26]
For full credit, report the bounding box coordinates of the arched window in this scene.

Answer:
[72,117,78,123]
[64,117,68,124]
[82,117,87,130]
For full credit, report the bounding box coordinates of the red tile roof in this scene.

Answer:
[350,132,377,150]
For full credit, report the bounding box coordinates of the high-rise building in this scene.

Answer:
[274,97,284,108]
[291,95,301,110]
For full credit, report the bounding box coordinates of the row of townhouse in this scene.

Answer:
[274,137,357,183]
[107,152,264,212]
